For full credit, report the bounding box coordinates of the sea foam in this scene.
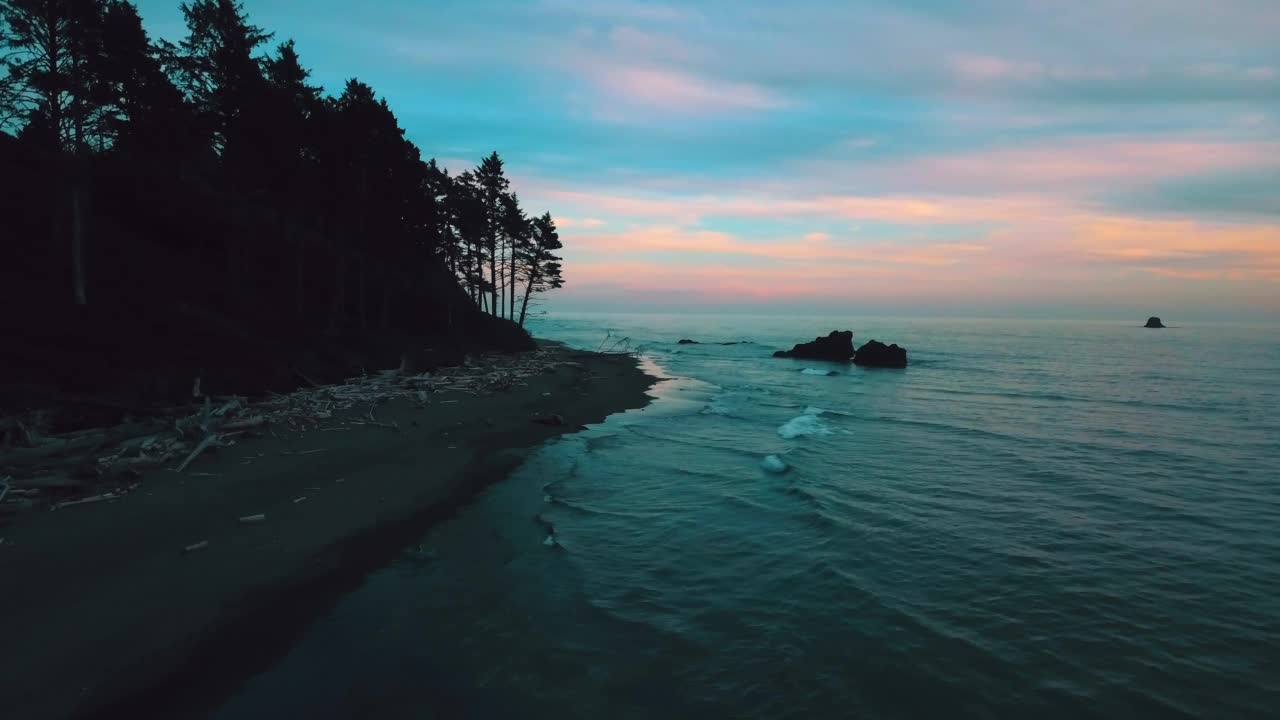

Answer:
[761,455,790,473]
[777,413,832,439]
[800,368,840,376]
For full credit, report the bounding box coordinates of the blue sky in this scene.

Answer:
[137,0,1280,319]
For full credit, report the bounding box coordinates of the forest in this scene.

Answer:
[0,0,565,418]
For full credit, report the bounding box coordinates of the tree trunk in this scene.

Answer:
[333,243,346,327]
[509,245,517,321]
[292,224,304,319]
[70,183,87,306]
[489,244,497,317]
[518,255,542,328]
[358,255,367,331]
[380,271,391,329]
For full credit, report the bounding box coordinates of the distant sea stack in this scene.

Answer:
[773,331,855,361]
[1145,317,1167,329]
[853,340,908,368]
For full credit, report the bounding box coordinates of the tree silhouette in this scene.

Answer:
[501,191,530,321]
[518,212,564,327]
[1,0,110,305]
[2,0,568,405]
[473,151,509,317]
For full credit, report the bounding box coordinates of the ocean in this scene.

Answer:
[215,313,1280,719]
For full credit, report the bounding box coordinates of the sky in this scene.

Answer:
[136,0,1280,319]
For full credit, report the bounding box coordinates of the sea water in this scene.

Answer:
[216,313,1280,719]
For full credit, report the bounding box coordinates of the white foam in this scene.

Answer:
[543,534,557,547]
[777,414,832,439]
[703,398,733,416]
[800,368,839,376]
[761,454,790,473]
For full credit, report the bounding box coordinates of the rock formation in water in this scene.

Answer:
[773,331,855,361]
[677,339,699,344]
[853,340,908,368]
[1145,317,1166,328]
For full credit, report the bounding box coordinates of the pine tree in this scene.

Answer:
[95,1,193,162]
[501,191,529,321]
[518,212,564,327]
[473,151,508,316]
[1,0,108,305]
[175,0,270,157]
[262,38,321,317]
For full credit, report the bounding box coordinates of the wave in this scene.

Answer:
[800,368,841,376]
[778,412,833,439]
[761,454,790,473]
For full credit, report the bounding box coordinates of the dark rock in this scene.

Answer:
[677,339,699,344]
[853,340,908,368]
[773,331,855,361]
[1144,317,1166,328]
[533,414,566,427]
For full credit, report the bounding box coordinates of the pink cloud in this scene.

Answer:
[950,54,1045,82]
[803,136,1280,196]
[566,225,993,267]
[555,216,607,230]
[584,63,781,114]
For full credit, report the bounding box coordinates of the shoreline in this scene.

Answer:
[0,345,656,720]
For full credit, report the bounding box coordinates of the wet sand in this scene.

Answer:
[0,346,655,720]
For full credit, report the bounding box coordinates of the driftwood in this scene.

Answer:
[52,491,121,510]
[1,348,586,516]
[176,435,220,473]
[0,421,165,469]
[217,415,265,431]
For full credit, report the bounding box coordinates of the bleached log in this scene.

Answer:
[217,416,266,431]
[52,492,119,510]
[176,435,220,473]
[211,397,242,418]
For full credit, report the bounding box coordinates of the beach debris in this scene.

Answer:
[239,513,266,524]
[176,434,221,473]
[52,491,120,510]
[0,348,586,516]
[359,407,399,431]
[182,540,210,554]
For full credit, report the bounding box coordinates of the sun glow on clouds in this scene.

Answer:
[139,0,1280,315]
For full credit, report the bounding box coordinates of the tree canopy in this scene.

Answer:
[1,0,563,331]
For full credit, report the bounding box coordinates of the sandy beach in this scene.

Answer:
[0,345,654,720]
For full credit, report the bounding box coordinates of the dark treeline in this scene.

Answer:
[0,0,565,410]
